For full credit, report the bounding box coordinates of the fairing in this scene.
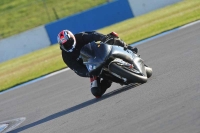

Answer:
[80,42,112,74]
[80,41,146,77]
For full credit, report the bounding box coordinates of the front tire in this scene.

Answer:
[109,63,147,84]
[145,66,153,78]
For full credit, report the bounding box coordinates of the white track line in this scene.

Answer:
[0,68,70,95]
[1,20,200,95]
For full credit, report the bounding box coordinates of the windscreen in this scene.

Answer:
[80,42,112,72]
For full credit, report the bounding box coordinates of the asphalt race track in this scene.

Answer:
[1,22,200,133]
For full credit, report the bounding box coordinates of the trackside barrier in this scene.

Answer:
[0,26,50,63]
[45,0,134,44]
[0,0,183,63]
[127,0,182,16]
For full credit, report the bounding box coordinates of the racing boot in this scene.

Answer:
[90,76,103,98]
[100,79,112,95]
[90,76,112,98]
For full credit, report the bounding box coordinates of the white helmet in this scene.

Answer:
[57,30,76,52]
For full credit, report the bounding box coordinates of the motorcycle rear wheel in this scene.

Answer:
[109,63,147,84]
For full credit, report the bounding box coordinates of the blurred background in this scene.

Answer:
[0,0,108,39]
[0,0,183,63]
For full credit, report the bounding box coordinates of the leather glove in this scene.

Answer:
[102,32,119,43]
[124,45,128,50]
[107,32,119,39]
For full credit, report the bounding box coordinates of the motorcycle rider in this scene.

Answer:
[57,30,138,98]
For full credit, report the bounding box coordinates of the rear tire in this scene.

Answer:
[109,63,147,83]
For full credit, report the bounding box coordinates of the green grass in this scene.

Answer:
[0,0,200,92]
[98,0,200,44]
[0,0,107,38]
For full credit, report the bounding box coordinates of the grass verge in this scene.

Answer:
[0,0,200,92]
[0,0,107,38]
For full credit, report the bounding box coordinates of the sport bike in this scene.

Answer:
[80,40,152,97]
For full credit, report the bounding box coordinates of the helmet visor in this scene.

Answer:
[63,38,74,50]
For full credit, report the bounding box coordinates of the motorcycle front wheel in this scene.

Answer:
[145,65,153,78]
[109,63,148,84]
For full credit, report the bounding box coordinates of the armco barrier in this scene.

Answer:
[0,26,50,63]
[45,0,134,44]
[127,0,182,16]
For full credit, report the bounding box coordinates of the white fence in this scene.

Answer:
[0,26,50,63]
[127,0,182,16]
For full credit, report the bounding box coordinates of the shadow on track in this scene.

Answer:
[9,83,140,133]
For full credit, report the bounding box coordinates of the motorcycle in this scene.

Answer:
[80,39,152,97]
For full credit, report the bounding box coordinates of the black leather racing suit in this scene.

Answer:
[61,31,108,77]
